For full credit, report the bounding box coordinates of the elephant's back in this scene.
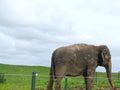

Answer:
[53,43,96,55]
[52,43,96,62]
[68,43,94,50]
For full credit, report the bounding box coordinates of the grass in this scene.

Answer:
[0,64,49,90]
[0,64,120,90]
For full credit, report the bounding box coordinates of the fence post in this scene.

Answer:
[118,71,120,80]
[95,72,97,82]
[31,72,38,90]
[64,77,68,90]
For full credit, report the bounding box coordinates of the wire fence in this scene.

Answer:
[0,73,32,90]
[0,72,120,90]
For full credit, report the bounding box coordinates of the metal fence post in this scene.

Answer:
[31,72,38,90]
[118,71,120,80]
[96,72,97,83]
[64,77,68,90]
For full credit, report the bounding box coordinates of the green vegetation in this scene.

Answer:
[0,73,6,83]
[0,64,49,90]
[0,64,119,90]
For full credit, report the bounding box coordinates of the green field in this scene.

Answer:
[0,64,120,90]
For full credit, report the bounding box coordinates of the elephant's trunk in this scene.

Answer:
[105,60,115,89]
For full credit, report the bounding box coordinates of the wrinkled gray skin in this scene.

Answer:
[47,44,115,90]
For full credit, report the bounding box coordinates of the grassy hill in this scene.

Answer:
[0,64,50,75]
[0,64,50,90]
[0,64,119,90]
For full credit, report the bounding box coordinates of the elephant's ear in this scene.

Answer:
[101,49,107,65]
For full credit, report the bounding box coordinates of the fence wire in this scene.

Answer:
[0,73,120,90]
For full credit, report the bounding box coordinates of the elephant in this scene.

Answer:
[47,43,115,90]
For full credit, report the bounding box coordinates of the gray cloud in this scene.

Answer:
[0,0,120,72]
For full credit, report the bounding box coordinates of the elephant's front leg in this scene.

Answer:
[86,76,94,90]
[84,68,95,90]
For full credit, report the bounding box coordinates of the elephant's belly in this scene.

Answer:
[66,68,84,76]
[66,73,81,77]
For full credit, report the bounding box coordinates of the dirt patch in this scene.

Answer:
[70,87,120,90]
[36,87,120,90]
[36,88,45,90]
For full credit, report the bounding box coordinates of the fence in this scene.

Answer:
[0,72,120,90]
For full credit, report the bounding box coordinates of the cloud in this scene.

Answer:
[0,32,15,50]
[0,0,39,27]
[0,0,120,72]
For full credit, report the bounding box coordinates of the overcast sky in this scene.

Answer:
[0,0,120,72]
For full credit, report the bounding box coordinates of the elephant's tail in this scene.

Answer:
[47,54,55,90]
[50,54,55,80]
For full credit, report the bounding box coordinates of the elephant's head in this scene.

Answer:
[98,45,114,89]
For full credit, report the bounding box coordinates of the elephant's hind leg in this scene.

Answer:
[47,75,54,90]
[55,66,67,90]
